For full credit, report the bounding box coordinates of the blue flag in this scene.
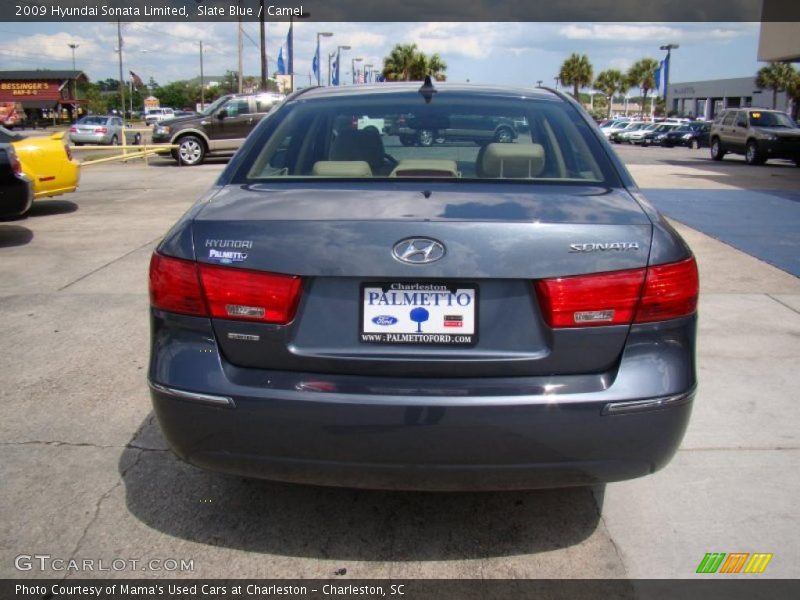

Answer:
[654,61,662,97]
[277,47,286,76]
[312,40,320,84]
[660,55,669,97]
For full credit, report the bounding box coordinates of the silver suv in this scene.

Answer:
[709,108,800,166]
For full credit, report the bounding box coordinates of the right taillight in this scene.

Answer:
[634,257,699,323]
[534,257,698,328]
[148,253,303,325]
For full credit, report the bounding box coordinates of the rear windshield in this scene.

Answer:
[241,94,616,184]
[79,116,109,125]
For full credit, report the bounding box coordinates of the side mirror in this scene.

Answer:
[217,109,228,120]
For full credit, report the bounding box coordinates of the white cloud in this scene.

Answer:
[559,24,681,42]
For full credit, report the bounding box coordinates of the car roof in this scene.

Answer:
[289,83,563,102]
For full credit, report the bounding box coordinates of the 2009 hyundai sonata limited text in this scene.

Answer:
[148,82,698,491]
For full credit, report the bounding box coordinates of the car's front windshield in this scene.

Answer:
[749,111,795,128]
[202,95,231,116]
[242,94,616,184]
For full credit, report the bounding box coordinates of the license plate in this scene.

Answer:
[360,282,477,345]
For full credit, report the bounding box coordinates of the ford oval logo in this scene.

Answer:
[372,315,398,326]
[392,237,446,265]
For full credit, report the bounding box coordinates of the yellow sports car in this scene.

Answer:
[0,126,80,200]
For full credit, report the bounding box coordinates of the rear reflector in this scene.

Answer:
[534,257,698,328]
[148,253,303,325]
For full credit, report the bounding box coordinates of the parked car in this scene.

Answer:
[0,126,80,200]
[660,122,711,149]
[625,123,660,145]
[0,143,33,218]
[599,119,632,139]
[148,82,698,491]
[710,108,800,166]
[69,115,142,146]
[641,123,682,147]
[144,107,175,126]
[389,113,518,146]
[151,92,285,165]
[610,121,647,143]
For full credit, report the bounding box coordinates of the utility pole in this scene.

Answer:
[117,20,125,115]
[199,41,205,108]
[259,0,267,91]
[237,1,243,93]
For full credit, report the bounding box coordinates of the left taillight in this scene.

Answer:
[148,254,207,317]
[148,253,303,325]
[64,142,72,161]
[7,147,22,177]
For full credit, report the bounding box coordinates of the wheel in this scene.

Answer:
[690,138,699,150]
[417,129,434,147]
[745,140,765,165]
[399,135,414,147]
[176,135,206,166]
[642,140,649,147]
[363,126,379,136]
[494,126,513,143]
[710,138,725,161]
[110,135,119,146]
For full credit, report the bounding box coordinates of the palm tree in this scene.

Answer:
[594,69,626,119]
[786,70,800,120]
[425,53,448,81]
[382,44,419,81]
[627,58,659,117]
[559,53,593,100]
[755,62,796,110]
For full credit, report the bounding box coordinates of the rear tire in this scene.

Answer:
[176,135,206,166]
[710,138,725,161]
[745,140,765,165]
[399,135,414,147]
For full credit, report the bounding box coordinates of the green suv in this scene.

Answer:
[709,108,800,166]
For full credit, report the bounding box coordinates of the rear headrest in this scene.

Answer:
[480,143,545,178]
[312,161,372,177]
[390,159,459,178]
[329,128,386,169]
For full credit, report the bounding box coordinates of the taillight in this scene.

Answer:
[534,268,646,328]
[96,127,107,133]
[351,116,358,129]
[64,143,72,161]
[149,254,207,317]
[635,258,699,323]
[148,253,303,325]
[69,126,77,132]
[534,257,698,328]
[7,147,22,177]
[199,263,302,324]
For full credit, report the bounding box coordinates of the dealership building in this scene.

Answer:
[665,77,791,120]
[0,70,87,122]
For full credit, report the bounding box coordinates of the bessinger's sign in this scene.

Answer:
[0,81,60,102]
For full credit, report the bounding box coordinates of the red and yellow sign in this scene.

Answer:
[0,81,61,102]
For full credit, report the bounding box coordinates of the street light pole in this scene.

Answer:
[116,20,125,115]
[199,41,205,108]
[68,43,79,70]
[553,76,559,90]
[352,56,362,84]
[536,80,543,87]
[659,43,679,114]
[316,32,333,86]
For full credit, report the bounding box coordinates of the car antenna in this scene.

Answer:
[418,75,437,104]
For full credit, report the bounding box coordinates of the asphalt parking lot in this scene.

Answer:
[1,144,799,580]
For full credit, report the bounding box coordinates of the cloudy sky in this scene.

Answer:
[0,22,761,88]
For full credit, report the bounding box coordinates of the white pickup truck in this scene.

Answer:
[144,107,175,126]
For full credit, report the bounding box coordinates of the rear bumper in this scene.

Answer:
[148,312,697,491]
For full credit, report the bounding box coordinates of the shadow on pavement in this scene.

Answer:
[27,199,79,217]
[120,413,604,561]
[0,224,33,247]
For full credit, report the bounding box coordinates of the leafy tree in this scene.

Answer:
[627,58,659,116]
[594,69,626,119]
[755,62,796,110]
[382,44,447,81]
[559,53,593,100]
[786,70,800,120]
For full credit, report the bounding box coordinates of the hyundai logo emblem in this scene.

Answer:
[392,238,446,264]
